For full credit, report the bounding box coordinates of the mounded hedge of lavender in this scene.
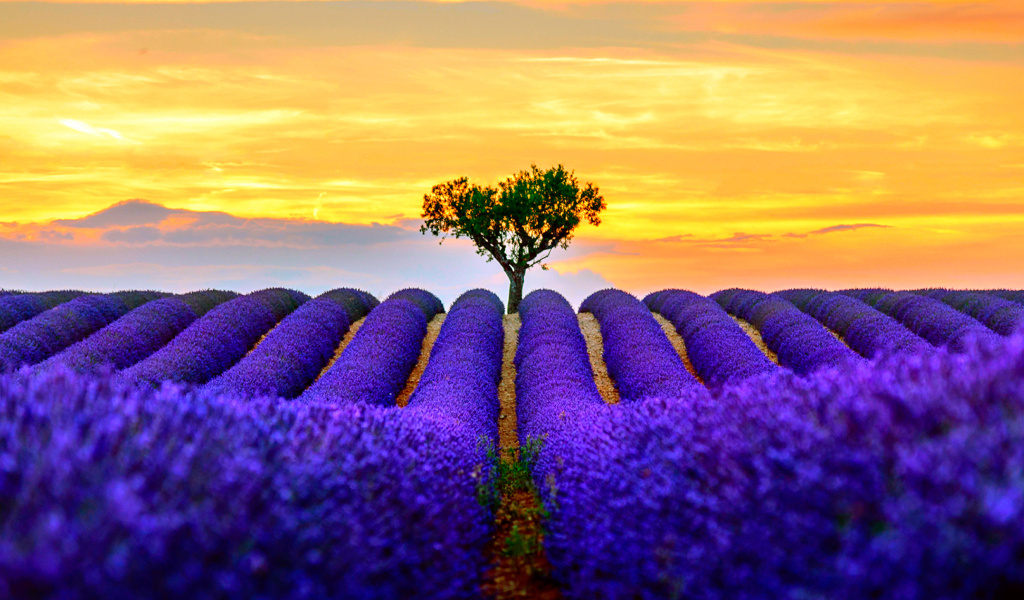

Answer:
[713,288,861,375]
[915,289,1024,336]
[0,369,492,599]
[645,289,778,386]
[581,288,700,401]
[204,289,377,400]
[0,290,85,333]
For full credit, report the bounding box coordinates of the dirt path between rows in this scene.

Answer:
[309,317,365,386]
[396,314,445,407]
[577,313,620,405]
[730,315,781,366]
[481,314,561,600]
[651,313,705,385]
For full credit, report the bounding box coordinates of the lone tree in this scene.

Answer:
[421,164,606,313]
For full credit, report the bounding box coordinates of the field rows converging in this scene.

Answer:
[2,286,1024,598]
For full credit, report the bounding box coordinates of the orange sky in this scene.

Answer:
[1,0,1022,295]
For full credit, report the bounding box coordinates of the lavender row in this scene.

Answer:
[121,288,308,387]
[536,324,1024,598]
[713,289,862,375]
[0,291,166,371]
[0,368,492,598]
[778,289,932,358]
[980,289,1024,305]
[0,290,85,333]
[299,288,443,406]
[843,289,1000,352]
[645,289,778,386]
[40,291,238,374]
[580,289,700,401]
[406,288,504,443]
[914,289,1024,336]
[204,289,378,400]
[515,289,606,444]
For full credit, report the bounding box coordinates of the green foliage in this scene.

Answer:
[421,164,606,312]
[475,437,545,512]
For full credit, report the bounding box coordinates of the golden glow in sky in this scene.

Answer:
[1,0,1022,293]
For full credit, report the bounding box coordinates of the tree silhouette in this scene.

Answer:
[421,164,606,313]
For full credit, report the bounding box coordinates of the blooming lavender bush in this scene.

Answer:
[580,289,700,401]
[0,291,166,371]
[515,289,606,444]
[982,289,1024,306]
[915,289,1024,336]
[534,327,1024,599]
[405,289,503,441]
[0,290,85,333]
[205,289,377,400]
[299,289,443,406]
[779,289,932,358]
[713,288,862,375]
[844,289,1000,352]
[645,289,778,387]
[121,288,308,387]
[0,368,492,599]
[40,291,237,374]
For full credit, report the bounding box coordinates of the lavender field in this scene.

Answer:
[2,286,1023,599]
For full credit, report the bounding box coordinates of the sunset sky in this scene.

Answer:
[1,0,1022,303]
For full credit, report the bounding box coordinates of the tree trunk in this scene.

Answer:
[506,270,525,314]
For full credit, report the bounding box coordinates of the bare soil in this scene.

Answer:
[730,315,781,365]
[577,313,620,404]
[481,314,562,600]
[396,314,445,407]
[651,313,705,385]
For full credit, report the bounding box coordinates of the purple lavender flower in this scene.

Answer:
[0,291,165,370]
[0,291,85,333]
[843,289,1001,352]
[713,288,862,375]
[580,289,700,401]
[915,289,1024,336]
[120,288,308,387]
[406,288,504,442]
[205,289,377,400]
[40,291,237,374]
[779,289,932,358]
[0,367,491,599]
[299,288,443,406]
[645,289,779,386]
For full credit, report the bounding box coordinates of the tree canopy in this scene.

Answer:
[421,164,605,313]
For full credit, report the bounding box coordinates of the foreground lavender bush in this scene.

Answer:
[916,289,1024,336]
[844,289,1000,352]
[299,289,443,406]
[516,289,606,443]
[713,289,861,375]
[205,289,377,399]
[581,289,700,400]
[645,289,778,386]
[0,291,85,333]
[121,289,308,387]
[779,289,932,358]
[0,292,165,370]
[40,291,237,374]
[537,328,1024,599]
[0,368,491,599]
[406,288,504,442]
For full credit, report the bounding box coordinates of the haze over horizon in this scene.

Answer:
[2,0,1022,297]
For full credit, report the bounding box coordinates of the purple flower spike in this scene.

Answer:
[580,288,701,401]
[713,288,862,375]
[205,289,378,400]
[779,289,932,358]
[121,288,308,387]
[645,289,779,386]
[299,288,443,406]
